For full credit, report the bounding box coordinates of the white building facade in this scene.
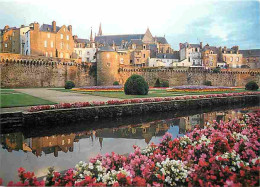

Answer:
[24,30,30,55]
[19,25,30,55]
[74,47,96,62]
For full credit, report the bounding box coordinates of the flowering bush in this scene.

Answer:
[28,92,260,112]
[2,111,260,186]
[167,85,235,92]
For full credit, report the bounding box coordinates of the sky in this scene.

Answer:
[0,0,259,50]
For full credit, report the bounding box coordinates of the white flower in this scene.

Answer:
[88,163,94,170]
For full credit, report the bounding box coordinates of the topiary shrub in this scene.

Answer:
[124,74,149,95]
[154,78,161,88]
[212,67,221,73]
[204,80,212,86]
[65,81,75,89]
[113,81,119,85]
[245,81,259,90]
[161,81,169,87]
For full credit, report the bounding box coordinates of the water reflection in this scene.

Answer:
[0,106,259,183]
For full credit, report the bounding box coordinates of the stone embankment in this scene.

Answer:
[1,95,259,128]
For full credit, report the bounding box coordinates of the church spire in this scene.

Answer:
[90,27,93,42]
[98,23,102,36]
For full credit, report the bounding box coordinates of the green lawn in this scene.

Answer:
[0,89,56,108]
[50,88,254,99]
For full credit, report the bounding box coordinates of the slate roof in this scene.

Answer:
[149,44,158,58]
[190,44,200,48]
[95,34,145,46]
[40,24,61,32]
[128,39,143,45]
[75,38,90,44]
[202,46,219,54]
[156,52,179,59]
[99,45,115,52]
[155,37,168,44]
[239,49,260,58]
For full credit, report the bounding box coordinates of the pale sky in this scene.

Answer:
[0,0,259,50]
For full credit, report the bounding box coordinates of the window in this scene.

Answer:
[247,58,249,62]
[44,40,47,47]
[47,33,50,38]
[64,28,66,32]
[67,44,69,50]
[66,35,69,40]
[143,45,146,49]
[60,42,63,49]
[62,140,65,145]
[236,57,239,62]
[49,142,52,146]
[107,62,110,67]
[60,52,63,58]
[51,41,53,48]
[143,54,145,58]
[12,32,14,36]
[5,43,7,48]
[79,50,82,56]
[50,52,52,57]
[68,139,70,144]
[230,57,233,62]
[45,52,48,57]
[60,34,63,39]
[224,56,226,61]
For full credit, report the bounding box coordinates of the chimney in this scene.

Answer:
[4,25,9,31]
[73,35,78,40]
[224,46,227,51]
[52,21,56,32]
[179,43,182,50]
[33,22,39,31]
[68,25,72,33]
[200,42,203,49]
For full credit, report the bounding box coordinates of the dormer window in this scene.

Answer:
[143,45,146,50]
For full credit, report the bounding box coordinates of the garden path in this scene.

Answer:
[15,88,118,103]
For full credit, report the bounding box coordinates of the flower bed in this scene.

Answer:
[28,92,260,112]
[2,111,260,186]
[72,86,124,92]
[167,85,235,92]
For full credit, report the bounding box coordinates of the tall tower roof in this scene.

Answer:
[98,23,102,36]
[90,27,93,42]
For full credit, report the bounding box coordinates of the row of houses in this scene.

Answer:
[0,21,259,69]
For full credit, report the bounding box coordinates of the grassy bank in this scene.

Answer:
[0,89,56,108]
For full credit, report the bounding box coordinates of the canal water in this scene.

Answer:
[0,105,259,183]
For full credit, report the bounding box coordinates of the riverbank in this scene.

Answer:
[1,94,259,128]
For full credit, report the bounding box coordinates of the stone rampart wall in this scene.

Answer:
[116,68,260,87]
[0,57,96,88]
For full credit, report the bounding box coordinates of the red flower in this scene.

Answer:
[18,167,25,174]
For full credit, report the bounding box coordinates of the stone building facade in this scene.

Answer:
[240,49,260,69]
[220,46,243,68]
[202,45,218,69]
[24,21,74,59]
[0,25,20,54]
